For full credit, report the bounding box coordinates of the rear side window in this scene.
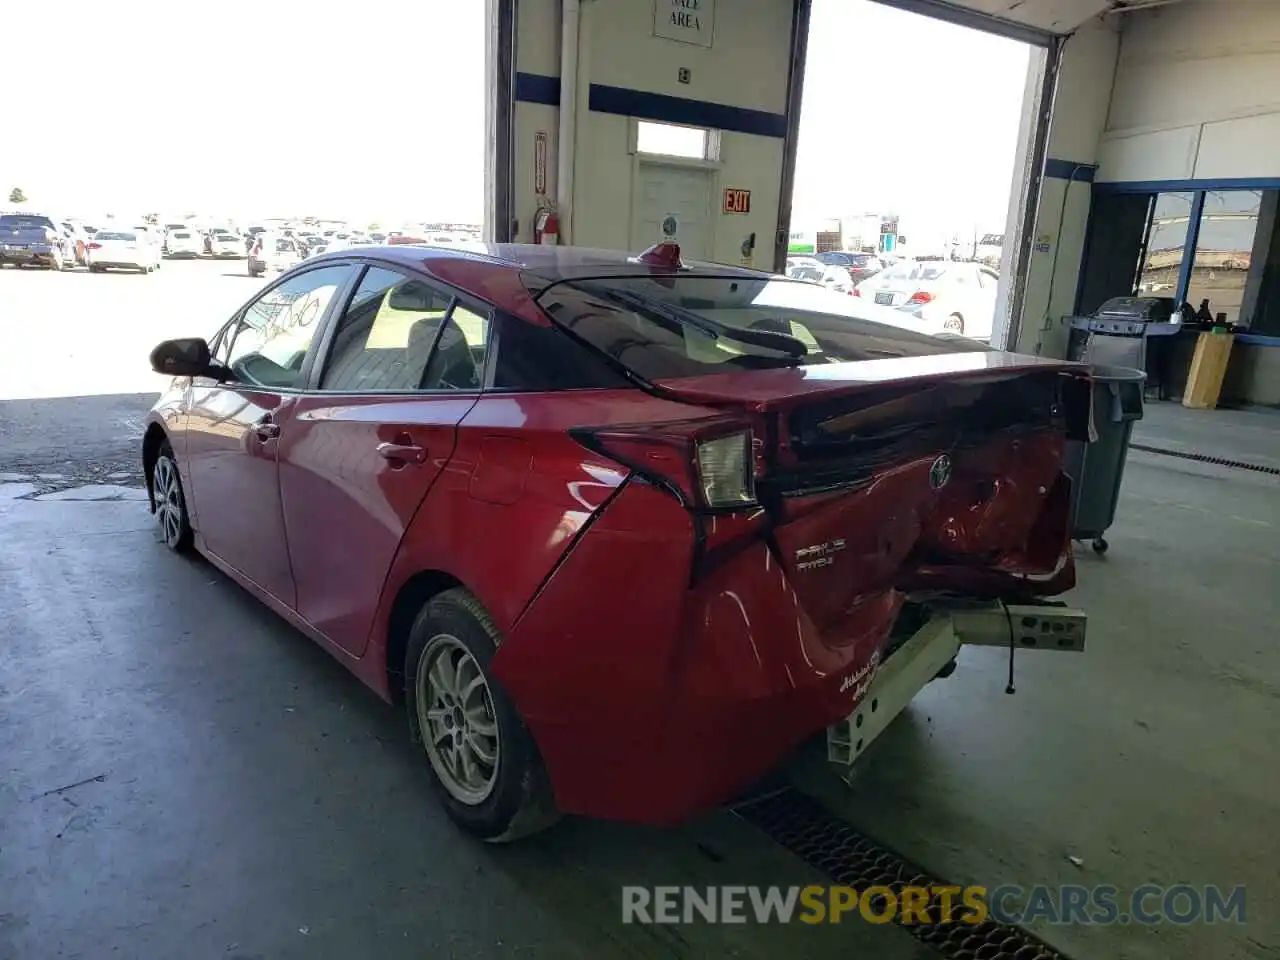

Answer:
[490,313,629,390]
[320,266,453,391]
[421,305,490,391]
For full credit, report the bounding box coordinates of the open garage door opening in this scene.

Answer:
[0,1,486,413]
[786,0,1040,346]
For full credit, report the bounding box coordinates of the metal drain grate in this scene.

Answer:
[734,789,1069,960]
[1130,443,1280,476]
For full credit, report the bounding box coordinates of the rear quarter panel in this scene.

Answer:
[359,389,719,691]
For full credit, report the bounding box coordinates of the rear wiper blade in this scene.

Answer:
[591,286,809,360]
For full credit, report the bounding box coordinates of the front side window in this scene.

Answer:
[319,267,455,391]
[225,266,350,388]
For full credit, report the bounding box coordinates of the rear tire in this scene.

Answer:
[404,588,558,842]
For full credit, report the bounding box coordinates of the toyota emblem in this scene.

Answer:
[929,455,952,490]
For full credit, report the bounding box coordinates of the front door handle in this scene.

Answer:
[377,442,426,465]
[252,419,280,440]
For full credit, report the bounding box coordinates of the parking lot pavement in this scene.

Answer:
[0,258,265,487]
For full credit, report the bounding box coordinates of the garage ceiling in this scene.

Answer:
[956,0,1113,32]
[882,0,1190,37]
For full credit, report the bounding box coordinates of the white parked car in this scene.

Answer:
[786,256,854,293]
[208,231,243,258]
[165,229,203,258]
[87,229,161,273]
[854,260,1000,339]
[247,234,302,277]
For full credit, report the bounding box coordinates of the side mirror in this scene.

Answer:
[150,337,225,378]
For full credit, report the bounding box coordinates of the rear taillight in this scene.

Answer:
[576,419,758,510]
[87,242,101,250]
[906,291,934,305]
[851,287,861,297]
[695,432,755,507]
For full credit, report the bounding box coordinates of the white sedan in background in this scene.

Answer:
[854,260,1000,339]
[208,231,243,258]
[87,230,161,273]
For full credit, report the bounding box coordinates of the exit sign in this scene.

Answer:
[722,188,751,214]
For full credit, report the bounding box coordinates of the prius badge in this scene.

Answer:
[795,538,846,571]
[929,454,953,491]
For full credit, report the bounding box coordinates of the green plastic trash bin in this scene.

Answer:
[1062,365,1146,555]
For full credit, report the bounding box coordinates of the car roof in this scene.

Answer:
[300,242,777,322]
[310,241,770,282]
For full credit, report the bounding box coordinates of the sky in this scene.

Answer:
[3,0,1028,235]
[792,0,1031,241]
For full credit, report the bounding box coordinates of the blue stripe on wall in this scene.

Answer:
[513,71,788,139]
[1044,158,1097,182]
[588,83,787,138]
[514,72,560,106]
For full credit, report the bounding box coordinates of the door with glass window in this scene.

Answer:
[278,265,491,657]
[185,264,354,606]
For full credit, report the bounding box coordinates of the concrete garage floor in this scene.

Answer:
[0,484,929,960]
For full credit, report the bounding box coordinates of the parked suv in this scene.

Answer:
[0,213,75,269]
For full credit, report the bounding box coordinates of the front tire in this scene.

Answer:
[151,446,193,552]
[405,588,558,842]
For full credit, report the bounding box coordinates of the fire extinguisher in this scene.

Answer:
[534,206,559,245]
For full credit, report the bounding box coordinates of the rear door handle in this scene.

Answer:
[377,442,426,465]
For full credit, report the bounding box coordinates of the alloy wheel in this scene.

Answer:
[152,455,185,548]
[416,634,500,805]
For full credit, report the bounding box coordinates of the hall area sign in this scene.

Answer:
[654,0,715,48]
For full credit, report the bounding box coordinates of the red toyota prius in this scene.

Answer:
[144,242,1089,840]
